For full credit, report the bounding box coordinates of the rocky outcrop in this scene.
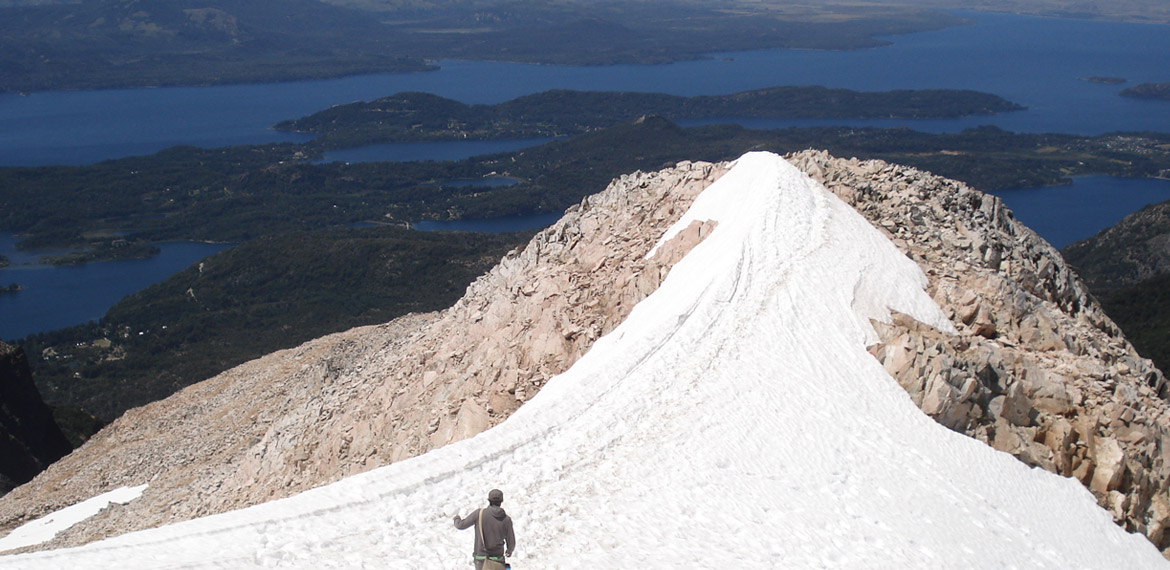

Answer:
[0,159,726,551]
[787,150,1170,555]
[0,342,71,496]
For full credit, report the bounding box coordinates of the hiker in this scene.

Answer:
[453,488,515,569]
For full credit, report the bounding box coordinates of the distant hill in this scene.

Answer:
[1062,199,1170,374]
[897,0,1170,24]
[1062,200,1170,291]
[0,0,432,92]
[0,0,966,92]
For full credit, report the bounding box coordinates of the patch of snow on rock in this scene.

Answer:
[0,485,147,553]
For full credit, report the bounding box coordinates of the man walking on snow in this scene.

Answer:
[454,488,516,569]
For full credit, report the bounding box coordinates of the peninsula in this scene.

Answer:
[1121,82,1170,100]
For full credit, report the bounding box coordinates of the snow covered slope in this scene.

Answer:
[2,152,1165,569]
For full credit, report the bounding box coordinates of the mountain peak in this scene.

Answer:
[2,152,1169,567]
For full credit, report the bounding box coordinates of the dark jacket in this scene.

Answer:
[454,505,515,557]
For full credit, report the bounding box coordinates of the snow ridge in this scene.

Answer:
[2,152,1165,569]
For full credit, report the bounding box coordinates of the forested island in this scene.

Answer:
[1120,82,1170,100]
[276,87,1025,149]
[41,242,161,266]
[1081,76,1127,84]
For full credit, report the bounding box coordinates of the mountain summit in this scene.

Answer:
[1,152,1168,567]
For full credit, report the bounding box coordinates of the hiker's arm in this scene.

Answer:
[453,510,477,530]
[505,518,516,556]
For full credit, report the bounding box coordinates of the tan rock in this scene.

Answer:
[788,149,1170,554]
[1091,438,1127,495]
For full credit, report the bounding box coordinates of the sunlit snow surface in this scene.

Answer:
[3,152,1166,569]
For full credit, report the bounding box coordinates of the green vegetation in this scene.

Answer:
[1061,204,1170,292]
[1096,274,1170,375]
[276,88,1025,149]
[1059,199,1170,376]
[51,405,106,449]
[6,120,1170,252]
[21,226,529,421]
[1120,82,1170,100]
[0,0,967,92]
[41,242,160,266]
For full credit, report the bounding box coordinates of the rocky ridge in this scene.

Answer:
[787,150,1170,554]
[0,159,725,551]
[3,150,1170,556]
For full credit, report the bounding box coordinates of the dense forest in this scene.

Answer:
[1094,276,1170,375]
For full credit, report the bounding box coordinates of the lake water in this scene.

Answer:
[3,12,1170,166]
[2,11,1170,339]
[0,237,229,341]
[316,138,555,164]
[990,176,1170,249]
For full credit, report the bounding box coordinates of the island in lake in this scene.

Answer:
[1080,76,1127,84]
[39,241,162,266]
[276,86,1026,149]
[1121,82,1170,100]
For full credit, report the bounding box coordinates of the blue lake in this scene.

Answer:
[2,11,1170,339]
[317,138,554,164]
[990,176,1170,249]
[0,237,230,341]
[3,12,1170,166]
